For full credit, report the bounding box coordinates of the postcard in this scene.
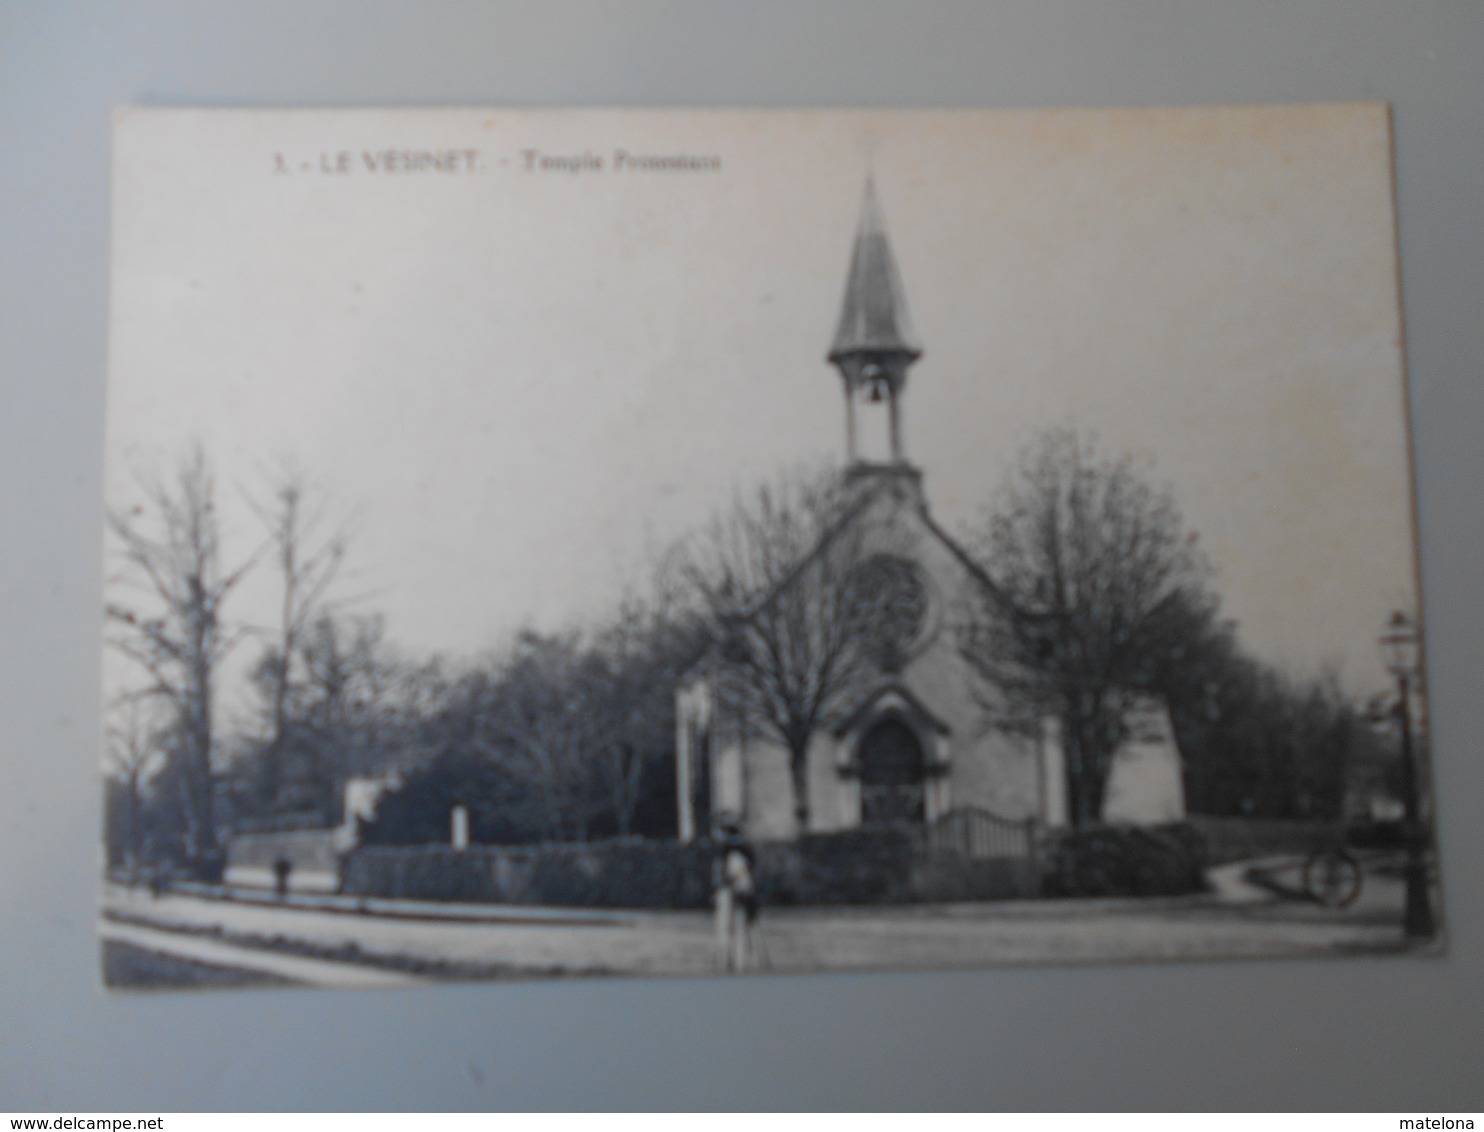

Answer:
[102,105,1438,990]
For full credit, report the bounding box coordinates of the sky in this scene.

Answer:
[105,104,1419,706]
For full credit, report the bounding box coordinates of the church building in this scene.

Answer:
[675,182,1186,844]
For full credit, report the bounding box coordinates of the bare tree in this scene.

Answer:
[103,695,167,869]
[106,446,254,874]
[245,465,350,811]
[296,615,404,809]
[580,604,653,840]
[375,600,698,846]
[589,595,705,837]
[466,631,610,842]
[680,469,888,831]
[959,427,1216,828]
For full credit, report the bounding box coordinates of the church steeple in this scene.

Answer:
[828,178,922,465]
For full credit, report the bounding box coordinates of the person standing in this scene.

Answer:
[713,819,759,973]
[712,830,735,969]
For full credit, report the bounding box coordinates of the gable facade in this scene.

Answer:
[676,467,1049,842]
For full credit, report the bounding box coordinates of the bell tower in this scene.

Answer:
[828,179,922,466]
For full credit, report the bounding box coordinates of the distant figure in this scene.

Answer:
[273,856,292,901]
[712,819,759,973]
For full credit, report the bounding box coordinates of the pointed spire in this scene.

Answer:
[828,179,922,364]
[828,179,923,465]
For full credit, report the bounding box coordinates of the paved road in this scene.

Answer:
[100,861,1416,989]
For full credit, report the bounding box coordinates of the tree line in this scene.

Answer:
[103,448,709,875]
[104,429,1394,878]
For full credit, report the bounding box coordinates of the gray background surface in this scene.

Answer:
[1,0,1480,1111]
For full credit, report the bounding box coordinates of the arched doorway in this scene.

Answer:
[858,717,927,826]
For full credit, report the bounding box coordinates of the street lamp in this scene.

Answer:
[1379,610,1435,939]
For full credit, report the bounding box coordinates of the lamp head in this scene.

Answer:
[1380,610,1420,678]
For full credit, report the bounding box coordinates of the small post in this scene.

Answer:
[451,805,469,852]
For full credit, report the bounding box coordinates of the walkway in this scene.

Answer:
[100,862,1413,990]
[99,917,428,990]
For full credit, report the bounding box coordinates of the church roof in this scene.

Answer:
[677,472,1008,689]
[828,179,922,363]
[729,472,1003,637]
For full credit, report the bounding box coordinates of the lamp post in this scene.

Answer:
[1379,610,1435,939]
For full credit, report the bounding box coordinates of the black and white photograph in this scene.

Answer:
[100,104,1440,991]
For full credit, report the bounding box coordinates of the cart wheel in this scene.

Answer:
[1303,849,1362,908]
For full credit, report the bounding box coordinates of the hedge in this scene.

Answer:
[1043,822,1207,898]
[343,828,1043,908]
[342,840,714,908]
